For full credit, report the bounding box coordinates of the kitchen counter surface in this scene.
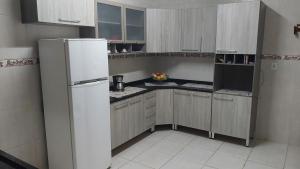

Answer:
[110,78,213,104]
[0,150,37,169]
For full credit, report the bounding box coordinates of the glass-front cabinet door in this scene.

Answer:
[125,7,145,43]
[97,2,123,42]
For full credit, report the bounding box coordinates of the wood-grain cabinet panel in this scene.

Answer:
[212,94,252,139]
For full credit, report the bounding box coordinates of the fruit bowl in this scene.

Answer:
[152,72,168,81]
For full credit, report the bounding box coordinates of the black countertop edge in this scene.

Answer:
[110,78,214,104]
[0,150,37,169]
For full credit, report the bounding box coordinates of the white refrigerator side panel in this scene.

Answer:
[39,39,74,169]
[69,80,111,169]
[66,39,108,84]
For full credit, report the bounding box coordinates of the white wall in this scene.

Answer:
[0,0,78,168]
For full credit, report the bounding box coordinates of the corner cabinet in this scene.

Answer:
[21,0,95,26]
[216,1,264,54]
[156,89,174,125]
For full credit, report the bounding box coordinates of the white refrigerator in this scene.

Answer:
[39,39,111,169]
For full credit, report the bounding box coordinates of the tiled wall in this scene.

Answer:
[0,48,47,169]
[256,57,300,145]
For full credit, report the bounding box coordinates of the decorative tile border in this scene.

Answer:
[109,52,215,59]
[0,58,39,68]
[262,54,300,61]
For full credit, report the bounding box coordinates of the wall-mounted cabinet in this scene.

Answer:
[216,1,262,54]
[21,0,95,26]
[146,9,181,53]
[146,6,217,53]
[97,2,123,42]
[125,7,146,43]
[80,0,146,45]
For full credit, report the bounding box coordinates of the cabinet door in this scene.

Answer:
[144,91,156,130]
[212,94,235,137]
[191,92,212,131]
[97,2,123,42]
[201,5,217,53]
[216,2,260,54]
[162,9,181,52]
[110,101,129,149]
[174,90,192,127]
[180,8,202,52]
[156,89,174,125]
[36,0,94,26]
[212,94,252,139]
[125,7,145,43]
[37,0,60,24]
[146,9,162,52]
[128,96,144,139]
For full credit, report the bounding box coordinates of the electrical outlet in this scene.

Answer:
[271,62,278,70]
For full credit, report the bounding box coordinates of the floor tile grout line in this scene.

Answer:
[282,144,289,169]
[120,130,173,161]
[118,131,174,169]
[203,141,225,167]
[242,145,254,169]
[157,135,197,169]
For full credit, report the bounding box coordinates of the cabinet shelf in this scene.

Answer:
[214,89,252,97]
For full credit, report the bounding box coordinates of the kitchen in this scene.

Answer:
[0,0,300,169]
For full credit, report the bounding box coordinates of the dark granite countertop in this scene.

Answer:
[110,78,213,104]
[0,150,37,169]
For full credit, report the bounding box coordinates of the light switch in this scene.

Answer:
[271,62,278,70]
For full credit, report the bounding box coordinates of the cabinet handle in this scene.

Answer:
[114,103,128,110]
[145,95,156,100]
[130,100,142,105]
[145,114,155,119]
[214,97,233,102]
[193,94,210,99]
[181,49,199,52]
[216,50,237,54]
[174,92,191,96]
[145,104,156,109]
[58,18,80,23]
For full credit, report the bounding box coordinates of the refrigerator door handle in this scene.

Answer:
[72,78,108,87]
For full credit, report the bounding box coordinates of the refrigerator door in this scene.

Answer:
[66,39,108,85]
[68,79,111,169]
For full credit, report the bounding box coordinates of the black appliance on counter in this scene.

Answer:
[112,75,125,91]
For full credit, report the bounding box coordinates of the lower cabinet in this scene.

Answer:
[156,89,174,125]
[212,93,252,140]
[110,100,130,149]
[110,95,146,149]
[128,96,144,140]
[174,89,212,131]
[143,91,156,129]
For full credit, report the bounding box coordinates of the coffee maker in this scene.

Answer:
[112,75,125,91]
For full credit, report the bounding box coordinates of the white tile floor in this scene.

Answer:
[111,130,300,169]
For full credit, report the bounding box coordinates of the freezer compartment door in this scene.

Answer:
[66,39,108,85]
[69,80,111,169]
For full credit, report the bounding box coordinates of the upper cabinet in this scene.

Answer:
[216,1,263,54]
[146,9,181,52]
[180,8,202,52]
[125,7,146,43]
[81,1,146,44]
[146,6,217,53]
[21,0,95,26]
[97,2,123,42]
